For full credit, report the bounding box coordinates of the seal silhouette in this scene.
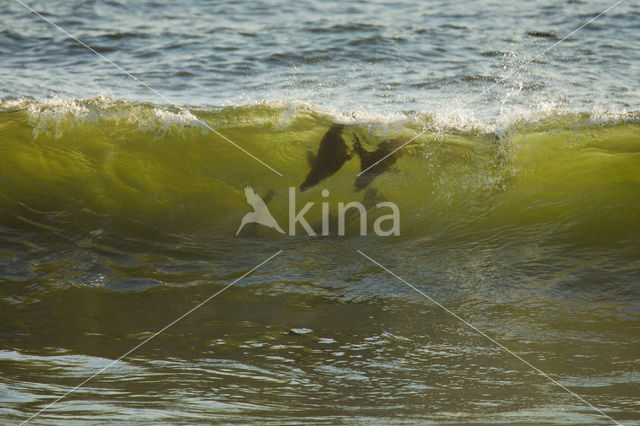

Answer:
[353,135,404,191]
[300,125,404,192]
[300,124,351,192]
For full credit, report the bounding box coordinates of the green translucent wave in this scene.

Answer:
[0,98,638,244]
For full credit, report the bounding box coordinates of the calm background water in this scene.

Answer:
[1,0,639,424]
[1,0,639,118]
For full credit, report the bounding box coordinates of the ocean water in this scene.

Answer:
[1,0,640,424]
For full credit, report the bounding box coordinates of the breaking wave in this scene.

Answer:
[0,96,638,246]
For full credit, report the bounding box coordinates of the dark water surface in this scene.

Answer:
[1,0,639,424]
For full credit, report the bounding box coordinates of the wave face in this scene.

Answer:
[2,98,640,425]
[1,98,639,244]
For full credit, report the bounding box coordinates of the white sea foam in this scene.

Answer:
[1,95,636,143]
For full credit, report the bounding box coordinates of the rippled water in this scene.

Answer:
[1,0,639,424]
[2,0,639,116]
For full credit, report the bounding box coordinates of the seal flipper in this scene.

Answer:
[353,134,374,167]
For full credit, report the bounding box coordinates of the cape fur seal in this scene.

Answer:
[353,135,403,191]
[300,124,351,192]
[300,125,404,192]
